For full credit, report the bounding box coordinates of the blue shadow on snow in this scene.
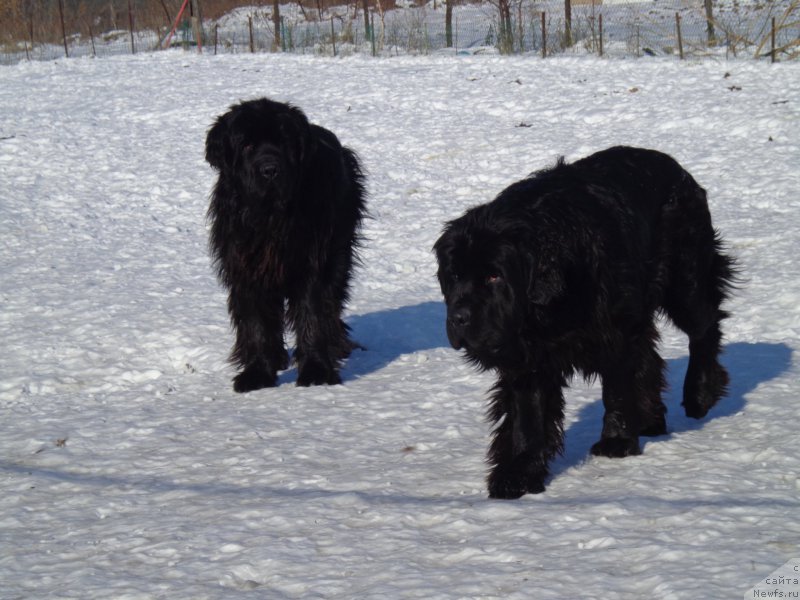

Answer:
[551,341,794,478]
[277,301,448,384]
[346,301,448,378]
[280,305,793,483]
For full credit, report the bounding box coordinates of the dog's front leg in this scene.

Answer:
[229,288,287,392]
[591,368,644,458]
[290,284,347,387]
[486,372,565,499]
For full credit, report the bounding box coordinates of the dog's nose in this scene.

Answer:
[259,165,278,180]
[448,306,471,330]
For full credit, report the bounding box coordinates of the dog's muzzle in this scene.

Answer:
[446,305,472,350]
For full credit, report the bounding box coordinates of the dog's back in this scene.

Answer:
[497,146,692,226]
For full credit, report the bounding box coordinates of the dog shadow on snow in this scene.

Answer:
[341,304,790,437]
[342,305,792,485]
[295,302,792,482]
[347,301,449,377]
[551,341,794,479]
[278,301,448,384]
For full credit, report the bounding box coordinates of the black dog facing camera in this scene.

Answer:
[205,98,366,391]
[435,146,736,499]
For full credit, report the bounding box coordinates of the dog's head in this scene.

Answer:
[205,98,312,206]
[434,208,567,370]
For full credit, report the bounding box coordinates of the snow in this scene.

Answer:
[6,0,796,65]
[1,52,799,599]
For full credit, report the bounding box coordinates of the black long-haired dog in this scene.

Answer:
[205,98,366,391]
[434,146,736,499]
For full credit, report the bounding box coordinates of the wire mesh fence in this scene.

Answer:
[1,0,798,65]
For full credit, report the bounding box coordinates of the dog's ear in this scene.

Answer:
[277,106,313,166]
[432,226,461,294]
[206,110,248,171]
[205,112,232,171]
[525,252,564,305]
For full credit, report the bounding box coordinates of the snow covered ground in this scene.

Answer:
[1,52,799,598]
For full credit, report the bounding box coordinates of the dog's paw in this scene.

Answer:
[590,437,641,458]
[683,362,729,419]
[233,367,277,393]
[487,465,546,499]
[639,415,667,437]
[297,361,342,387]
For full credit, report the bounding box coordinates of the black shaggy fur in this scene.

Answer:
[205,98,366,391]
[434,146,736,499]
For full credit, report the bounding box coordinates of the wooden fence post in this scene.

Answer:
[214,24,219,55]
[371,11,377,56]
[190,0,203,53]
[771,16,776,63]
[272,0,281,51]
[89,23,97,57]
[128,0,136,54]
[541,11,546,58]
[362,0,370,41]
[331,15,336,56]
[676,13,684,59]
[445,0,453,48]
[599,13,603,57]
[191,16,202,52]
[636,25,640,57]
[564,0,572,47]
[248,16,254,53]
[703,0,715,46]
[58,0,69,57]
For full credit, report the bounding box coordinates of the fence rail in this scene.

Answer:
[2,0,798,65]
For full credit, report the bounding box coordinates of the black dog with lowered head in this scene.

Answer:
[205,98,366,391]
[434,146,736,499]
